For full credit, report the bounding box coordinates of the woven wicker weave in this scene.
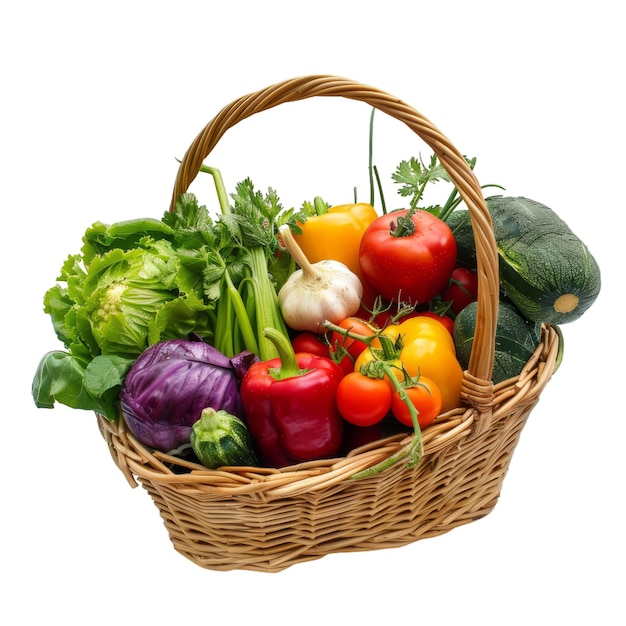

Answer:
[98,75,560,573]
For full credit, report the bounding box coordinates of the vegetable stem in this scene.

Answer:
[313,196,329,215]
[391,208,417,238]
[199,166,291,361]
[438,187,462,223]
[374,165,387,214]
[323,320,398,360]
[214,277,234,356]
[263,327,308,379]
[223,266,260,355]
[382,361,423,450]
[248,246,289,360]
[351,362,423,479]
[279,224,322,280]
[199,164,231,215]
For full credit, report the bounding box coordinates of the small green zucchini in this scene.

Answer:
[190,408,259,469]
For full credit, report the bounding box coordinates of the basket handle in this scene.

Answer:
[170,75,499,415]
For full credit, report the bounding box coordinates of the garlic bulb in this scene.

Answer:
[278,224,363,332]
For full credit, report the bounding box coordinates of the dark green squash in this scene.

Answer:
[190,408,259,469]
[446,208,477,269]
[453,300,542,384]
[446,197,601,324]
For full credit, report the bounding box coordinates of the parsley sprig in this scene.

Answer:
[392,154,478,222]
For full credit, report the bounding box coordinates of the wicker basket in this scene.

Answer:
[98,75,560,573]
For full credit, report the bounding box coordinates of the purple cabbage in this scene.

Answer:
[119,338,258,452]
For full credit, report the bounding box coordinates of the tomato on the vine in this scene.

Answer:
[359,209,457,305]
[336,372,392,426]
[440,267,478,315]
[391,377,443,428]
[329,316,379,360]
[353,348,404,392]
[398,329,462,410]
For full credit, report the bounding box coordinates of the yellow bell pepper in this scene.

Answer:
[394,316,456,355]
[395,317,462,413]
[294,202,378,281]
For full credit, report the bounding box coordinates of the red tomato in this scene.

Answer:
[329,316,379,361]
[440,267,478,315]
[291,332,330,358]
[391,377,443,429]
[336,372,392,426]
[359,209,457,305]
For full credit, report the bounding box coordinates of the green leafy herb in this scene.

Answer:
[391,154,487,222]
[167,171,295,360]
[392,154,451,212]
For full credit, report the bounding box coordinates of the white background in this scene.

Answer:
[2,1,623,624]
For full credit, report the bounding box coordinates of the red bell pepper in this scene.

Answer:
[240,327,344,467]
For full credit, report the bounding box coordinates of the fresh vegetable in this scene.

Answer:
[453,300,542,384]
[329,316,380,361]
[32,351,133,421]
[351,315,462,413]
[291,331,331,358]
[488,196,601,324]
[323,322,425,472]
[395,344,461,413]
[394,315,457,354]
[358,208,457,305]
[119,338,257,451]
[390,375,442,429]
[440,267,479,316]
[391,154,477,222]
[32,222,216,419]
[278,224,363,332]
[446,209,477,269]
[191,173,294,359]
[293,200,378,281]
[55,219,214,358]
[291,331,354,374]
[447,197,601,324]
[190,407,259,468]
[336,371,392,427]
[240,327,344,467]
[416,311,455,335]
[32,178,297,418]
[353,340,404,392]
